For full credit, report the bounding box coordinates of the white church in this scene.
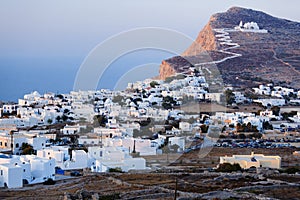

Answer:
[235,21,268,33]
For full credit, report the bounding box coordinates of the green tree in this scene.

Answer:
[263,121,273,130]
[56,116,61,122]
[112,95,126,106]
[20,143,34,155]
[216,163,242,172]
[108,167,123,173]
[55,94,64,99]
[236,123,243,132]
[150,81,159,88]
[237,133,246,139]
[200,124,209,133]
[62,114,68,122]
[224,90,235,105]
[271,106,280,116]
[63,109,70,114]
[47,119,53,124]
[246,122,252,132]
[93,115,107,127]
[162,96,176,110]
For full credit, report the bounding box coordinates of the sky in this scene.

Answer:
[0,0,299,101]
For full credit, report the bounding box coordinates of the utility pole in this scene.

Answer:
[174,177,178,200]
[132,140,136,153]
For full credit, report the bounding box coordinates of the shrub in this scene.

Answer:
[284,167,300,174]
[216,163,242,172]
[43,178,56,185]
[108,167,123,173]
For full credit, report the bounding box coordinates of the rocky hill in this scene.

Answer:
[159,7,300,89]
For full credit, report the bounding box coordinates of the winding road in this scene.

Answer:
[194,28,242,66]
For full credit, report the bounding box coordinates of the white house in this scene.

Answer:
[168,137,185,152]
[37,146,70,167]
[121,138,157,156]
[253,99,286,107]
[63,150,88,170]
[78,136,101,146]
[62,124,82,135]
[220,152,281,169]
[179,122,191,131]
[0,131,48,154]
[88,146,146,172]
[2,105,18,114]
[0,154,55,188]
[94,127,124,138]
[20,155,55,184]
[37,147,87,170]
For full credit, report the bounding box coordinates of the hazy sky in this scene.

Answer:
[0,0,299,100]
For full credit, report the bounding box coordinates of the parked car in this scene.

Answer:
[70,171,82,176]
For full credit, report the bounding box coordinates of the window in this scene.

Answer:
[16,143,19,148]
[4,142,7,147]
[23,169,25,172]
[1,170,3,176]
[100,151,103,157]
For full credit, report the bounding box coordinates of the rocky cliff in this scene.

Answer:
[159,7,300,88]
[159,60,176,80]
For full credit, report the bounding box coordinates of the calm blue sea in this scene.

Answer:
[0,50,173,102]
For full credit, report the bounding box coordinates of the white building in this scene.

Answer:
[37,146,69,167]
[168,137,185,152]
[253,99,286,107]
[2,105,18,114]
[0,154,55,188]
[0,131,48,154]
[220,152,281,169]
[37,148,87,170]
[235,21,268,33]
[120,138,157,156]
[62,124,82,135]
[88,146,146,172]
[179,122,191,131]
[94,127,124,138]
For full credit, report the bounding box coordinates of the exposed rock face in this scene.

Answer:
[159,7,300,88]
[159,60,176,80]
[183,22,218,56]
[159,56,193,80]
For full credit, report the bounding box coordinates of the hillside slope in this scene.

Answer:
[159,7,300,88]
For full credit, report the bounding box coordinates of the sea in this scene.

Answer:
[0,50,173,102]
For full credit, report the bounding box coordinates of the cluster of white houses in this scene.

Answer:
[0,142,148,188]
[0,154,55,188]
[252,84,298,98]
[1,70,298,188]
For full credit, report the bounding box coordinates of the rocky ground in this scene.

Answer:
[1,147,300,200]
